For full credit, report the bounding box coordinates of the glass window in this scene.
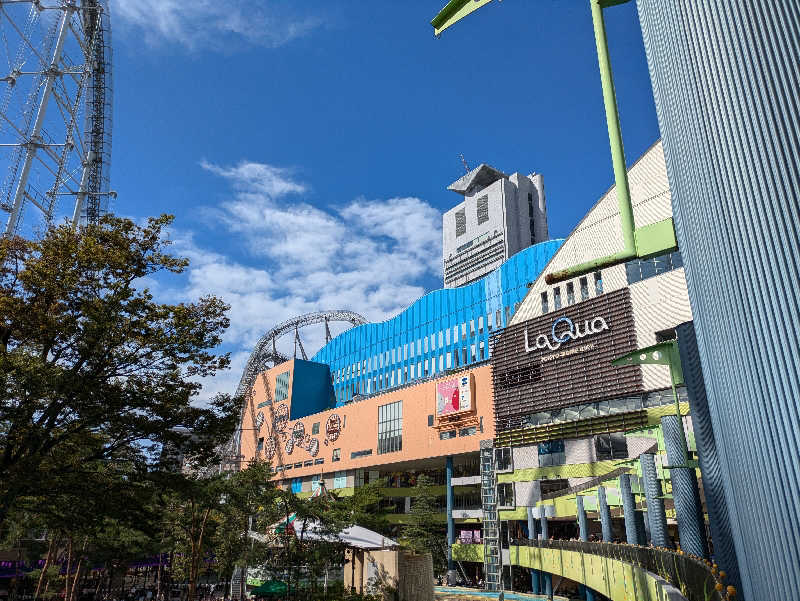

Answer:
[495,447,512,472]
[377,400,402,454]
[595,433,628,460]
[594,271,604,295]
[553,287,562,310]
[541,291,549,314]
[496,309,502,328]
[459,426,477,437]
[566,282,575,305]
[497,482,514,508]
[314,458,324,465]
[275,371,290,402]
[332,448,341,462]
[311,422,320,435]
[257,437,264,451]
[455,209,466,237]
[477,195,489,225]
[579,277,589,301]
[440,430,457,440]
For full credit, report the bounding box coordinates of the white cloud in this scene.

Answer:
[170,160,442,401]
[112,0,323,50]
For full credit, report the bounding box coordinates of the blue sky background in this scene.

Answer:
[109,0,661,399]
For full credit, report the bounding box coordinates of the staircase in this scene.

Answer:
[480,441,502,591]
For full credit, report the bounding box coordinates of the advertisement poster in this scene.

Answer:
[436,375,472,416]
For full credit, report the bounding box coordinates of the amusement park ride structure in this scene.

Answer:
[0,0,113,237]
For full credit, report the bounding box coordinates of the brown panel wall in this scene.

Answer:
[491,288,642,431]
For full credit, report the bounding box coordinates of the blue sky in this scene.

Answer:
[109,0,660,399]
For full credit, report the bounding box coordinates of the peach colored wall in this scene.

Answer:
[239,360,495,480]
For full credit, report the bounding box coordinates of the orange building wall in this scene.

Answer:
[239,360,495,480]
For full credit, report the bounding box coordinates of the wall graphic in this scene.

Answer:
[261,402,327,461]
[436,375,473,416]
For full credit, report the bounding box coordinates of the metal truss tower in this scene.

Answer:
[0,0,113,237]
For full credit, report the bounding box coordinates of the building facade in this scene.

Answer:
[442,164,548,288]
[238,140,715,597]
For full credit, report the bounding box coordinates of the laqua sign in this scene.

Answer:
[524,315,610,352]
[490,287,642,429]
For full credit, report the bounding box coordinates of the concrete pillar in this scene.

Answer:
[575,496,595,601]
[527,508,541,594]
[676,322,740,589]
[597,486,613,542]
[636,3,800,598]
[446,456,454,570]
[576,495,589,541]
[540,514,549,541]
[639,454,671,548]
[635,510,649,546]
[619,474,640,545]
[661,414,709,558]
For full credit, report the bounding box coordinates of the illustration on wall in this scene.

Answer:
[436,375,473,416]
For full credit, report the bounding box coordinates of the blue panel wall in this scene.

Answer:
[312,240,563,405]
[637,3,800,599]
[289,359,334,420]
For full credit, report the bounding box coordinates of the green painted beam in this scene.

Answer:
[431,0,495,36]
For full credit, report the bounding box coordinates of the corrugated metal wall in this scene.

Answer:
[637,3,800,599]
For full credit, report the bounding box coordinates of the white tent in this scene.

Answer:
[250,522,397,550]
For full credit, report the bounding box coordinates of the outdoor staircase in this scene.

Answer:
[480,441,502,591]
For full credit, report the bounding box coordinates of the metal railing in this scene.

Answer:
[515,539,730,601]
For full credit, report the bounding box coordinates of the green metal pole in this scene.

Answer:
[591,0,636,256]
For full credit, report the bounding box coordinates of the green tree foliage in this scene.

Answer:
[0,215,238,528]
[402,474,447,574]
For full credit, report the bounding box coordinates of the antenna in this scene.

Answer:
[459,153,470,174]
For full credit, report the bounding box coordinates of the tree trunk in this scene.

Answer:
[35,536,56,600]
[64,538,73,601]
[69,537,87,601]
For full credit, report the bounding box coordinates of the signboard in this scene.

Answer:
[436,374,473,416]
[491,287,642,431]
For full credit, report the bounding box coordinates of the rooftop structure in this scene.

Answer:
[442,164,549,288]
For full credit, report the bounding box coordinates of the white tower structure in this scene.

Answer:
[442,164,548,288]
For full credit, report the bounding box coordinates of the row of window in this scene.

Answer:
[439,426,477,440]
[454,195,490,238]
[541,271,604,314]
[625,250,683,285]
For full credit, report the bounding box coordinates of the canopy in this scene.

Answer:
[250,581,287,597]
[250,521,397,550]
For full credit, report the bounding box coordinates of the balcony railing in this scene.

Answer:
[514,539,730,601]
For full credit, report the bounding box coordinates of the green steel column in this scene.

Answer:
[590,0,635,256]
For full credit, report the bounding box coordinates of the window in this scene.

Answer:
[540,479,569,497]
[428,414,434,427]
[291,478,302,494]
[257,400,271,409]
[377,400,402,454]
[333,471,347,489]
[496,309,502,328]
[455,209,466,237]
[594,271,604,295]
[656,328,677,342]
[595,432,628,460]
[294,462,303,468]
[311,422,320,435]
[553,287,562,310]
[579,277,589,301]
[477,195,489,224]
[495,447,512,472]
[351,449,373,459]
[528,192,536,243]
[625,251,684,285]
[538,440,566,467]
[541,292,549,314]
[497,482,514,508]
[459,426,477,437]
[332,448,341,462]
[257,437,264,451]
[440,430,457,440]
[314,458,325,465]
[311,474,321,492]
[275,371,290,402]
[566,282,575,305]
[304,460,312,467]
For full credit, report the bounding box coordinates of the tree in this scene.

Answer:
[402,474,447,574]
[0,215,238,528]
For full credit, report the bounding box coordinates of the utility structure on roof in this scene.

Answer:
[0,0,114,237]
[442,163,548,288]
